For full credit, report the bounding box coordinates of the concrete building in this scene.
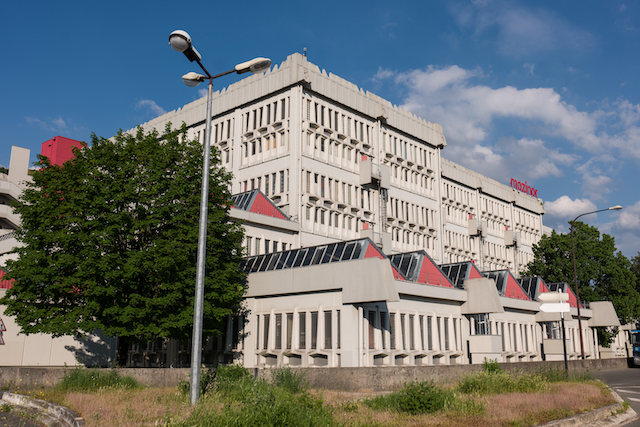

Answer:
[0,55,623,368]
[130,53,618,368]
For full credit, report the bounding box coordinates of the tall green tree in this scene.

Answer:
[0,125,246,364]
[524,221,640,325]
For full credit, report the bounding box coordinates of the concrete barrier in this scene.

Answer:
[0,358,631,392]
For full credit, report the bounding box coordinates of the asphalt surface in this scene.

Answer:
[593,366,640,427]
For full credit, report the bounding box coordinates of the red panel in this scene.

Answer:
[363,243,384,259]
[0,270,14,289]
[249,193,287,219]
[417,258,454,288]
[363,243,406,280]
[468,263,484,280]
[565,286,583,309]
[40,136,83,166]
[538,279,550,293]
[504,274,530,300]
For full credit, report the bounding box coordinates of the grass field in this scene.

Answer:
[5,363,619,427]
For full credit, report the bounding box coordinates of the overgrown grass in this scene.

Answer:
[176,366,334,427]
[33,363,615,427]
[55,368,139,392]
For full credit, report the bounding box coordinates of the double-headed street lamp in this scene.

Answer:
[169,29,271,405]
[570,205,622,360]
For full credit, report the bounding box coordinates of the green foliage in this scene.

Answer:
[0,403,11,412]
[482,358,503,374]
[56,368,139,392]
[0,125,246,347]
[458,371,547,395]
[364,381,461,415]
[177,370,334,427]
[596,326,619,348]
[524,221,640,324]
[271,366,308,394]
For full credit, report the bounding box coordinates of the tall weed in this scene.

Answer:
[56,368,139,392]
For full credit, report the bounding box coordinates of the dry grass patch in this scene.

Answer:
[44,387,193,427]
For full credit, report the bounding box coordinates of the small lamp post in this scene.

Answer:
[570,205,622,359]
[169,29,271,405]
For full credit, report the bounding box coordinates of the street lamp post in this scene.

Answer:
[570,205,622,360]
[169,30,271,405]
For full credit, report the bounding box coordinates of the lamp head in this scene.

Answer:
[235,57,272,74]
[169,30,191,52]
[169,30,202,62]
[181,72,206,87]
[609,205,623,211]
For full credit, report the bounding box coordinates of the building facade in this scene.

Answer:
[131,54,618,368]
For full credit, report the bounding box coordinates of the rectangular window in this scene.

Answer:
[299,312,306,349]
[444,318,450,351]
[337,310,341,349]
[419,315,425,351]
[263,314,270,350]
[368,310,376,349]
[380,312,387,350]
[400,314,406,350]
[275,313,282,350]
[409,314,415,351]
[256,316,260,350]
[286,313,293,350]
[324,310,332,349]
[390,313,396,350]
[311,311,318,350]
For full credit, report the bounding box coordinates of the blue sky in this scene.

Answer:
[2,0,639,259]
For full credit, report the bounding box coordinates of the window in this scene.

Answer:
[286,313,293,350]
[263,314,270,350]
[368,310,376,349]
[299,313,306,349]
[324,311,332,349]
[400,314,406,350]
[390,313,396,350]
[311,312,319,350]
[275,314,282,350]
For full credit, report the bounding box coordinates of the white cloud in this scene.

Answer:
[25,116,68,132]
[544,196,597,219]
[452,0,595,57]
[387,65,601,153]
[135,99,166,117]
[613,200,640,231]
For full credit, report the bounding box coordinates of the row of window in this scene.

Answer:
[364,310,463,354]
[382,130,437,170]
[389,163,437,199]
[240,169,289,197]
[388,197,436,229]
[244,236,290,257]
[256,310,341,352]
[243,98,290,134]
[305,98,371,145]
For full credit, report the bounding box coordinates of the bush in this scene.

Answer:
[458,371,547,395]
[56,368,139,392]
[364,380,460,415]
[179,376,334,426]
[271,367,308,394]
[482,358,502,374]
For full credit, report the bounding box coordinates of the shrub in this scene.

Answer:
[270,367,308,394]
[364,380,459,415]
[179,376,334,426]
[56,368,139,392]
[482,358,503,374]
[458,371,547,395]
